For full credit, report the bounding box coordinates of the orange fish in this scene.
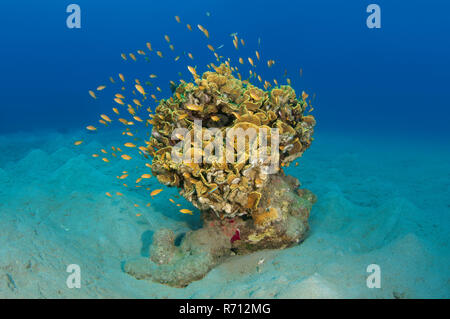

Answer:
[150,189,163,197]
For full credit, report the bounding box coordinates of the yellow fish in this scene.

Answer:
[121,154,132,160]
[112,107,119,115]
[141,174,151,179]
[149,74,157,78]
[124,143,136,148]
[179,209,193,215]
[97,85,106,91]
[121,53,127,60]
[102,158,109,163]
[175,16,181,23]
[302,91,309,100]
[186,103,203,111]
[86,125,97,131]
[88,90,97,99]
[119,73,125,82]
[156,51,163,58]
[186,24,192,31]
[74,140,83,146]
[207,44,214,52]
[197,24,209,38]
[106,192,112,197]
[146,42,152,51]
[233,38,238,50]
[248,57,254,67]
[114,98,124,105]
[100,114,112,122]
[164,35,170,43]
[150,189,163,197]
[129,53,137,61]
[187,66,197,76]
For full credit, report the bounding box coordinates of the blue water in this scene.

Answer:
[0,0,448,298]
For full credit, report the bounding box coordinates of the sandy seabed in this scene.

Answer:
[0,129,448,298]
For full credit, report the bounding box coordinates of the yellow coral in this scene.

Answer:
[148,63,315,219]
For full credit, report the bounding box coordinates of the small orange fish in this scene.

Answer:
[86,125,97,131]
[106,192,112,197]
[74,141,83,146]
[97,85,106,91]
[179,209,193,215]
[121,154,132,160]
[88,90,97,99]
[124,143,136,148]
[135,84,146,95]
[141,174,151,179]
[175,16,181,23]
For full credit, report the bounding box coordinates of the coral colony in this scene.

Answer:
[84,18,316,287]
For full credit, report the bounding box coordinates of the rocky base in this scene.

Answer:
[124,173,316,287]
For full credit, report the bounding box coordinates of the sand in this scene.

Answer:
[0,129,448,298]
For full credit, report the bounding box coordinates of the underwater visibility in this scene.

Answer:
[0,0,449,300]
